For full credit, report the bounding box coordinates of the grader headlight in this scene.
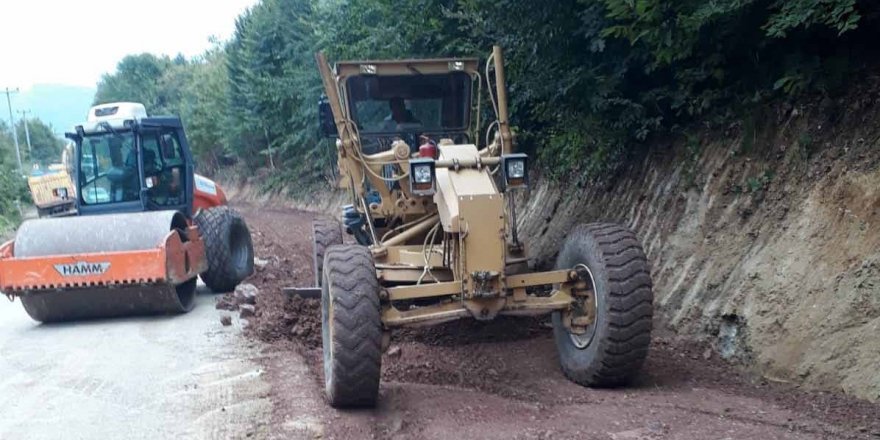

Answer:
[502,153,529,189]
[409,158,436,196]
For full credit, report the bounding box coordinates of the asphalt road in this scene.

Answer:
[0,288,272,440]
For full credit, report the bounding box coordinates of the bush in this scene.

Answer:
[0,164,28,229]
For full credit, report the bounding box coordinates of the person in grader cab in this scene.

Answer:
[383,97,420,130]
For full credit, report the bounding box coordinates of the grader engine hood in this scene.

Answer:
[433,144,506,296]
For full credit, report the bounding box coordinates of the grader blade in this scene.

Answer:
[0,211,207,323]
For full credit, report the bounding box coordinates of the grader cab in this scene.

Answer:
[315,47,653,407]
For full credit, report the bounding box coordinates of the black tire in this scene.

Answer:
[194,206,255,293]
[313,219,342,287]
[321,245,382,407]
[552,223,653,387]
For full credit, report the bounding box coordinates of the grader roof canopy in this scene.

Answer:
[334,57,479,78]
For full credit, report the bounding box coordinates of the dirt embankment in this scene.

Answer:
[232,206,880,439]
[219,168,347,215]
[516,90,880,401]
[222,81,880,403]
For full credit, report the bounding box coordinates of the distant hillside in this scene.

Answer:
[14,84,95,135]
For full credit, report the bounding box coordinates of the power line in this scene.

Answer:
[3,87,23,175]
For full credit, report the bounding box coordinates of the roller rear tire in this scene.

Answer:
[195,206,255,293]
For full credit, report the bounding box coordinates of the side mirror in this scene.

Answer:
[318,95,337,138]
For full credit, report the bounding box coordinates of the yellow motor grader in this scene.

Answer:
[314,47,653,407]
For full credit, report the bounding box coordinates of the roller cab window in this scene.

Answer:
[140,129,186,208]
[78,131,139,205]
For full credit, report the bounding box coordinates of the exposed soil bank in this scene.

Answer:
[516,92,880,401]
[222,82,880,402]
[236,205,880,439]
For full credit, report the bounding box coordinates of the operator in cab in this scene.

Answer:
[382,97,420,131]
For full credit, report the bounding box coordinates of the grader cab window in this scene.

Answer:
[346,72,471,135]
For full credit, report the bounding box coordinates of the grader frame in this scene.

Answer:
[316,48,592,331]
[315,46,652,408]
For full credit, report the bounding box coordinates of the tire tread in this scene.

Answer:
[195,206,254,292]
[323,245,381,407]
[555,223,653,387]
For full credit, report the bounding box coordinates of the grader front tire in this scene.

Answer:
[321,245,382,407]
[552,223,653,387]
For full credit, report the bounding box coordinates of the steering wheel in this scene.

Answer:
[81,170,109,187]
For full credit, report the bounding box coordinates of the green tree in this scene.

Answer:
[93,50,233,172]
[94,53,173,112]
[92,0,877,183]
[17,118,63,167]
[0,121,29,227]
[226,0,324,180]
[177,46,232,171]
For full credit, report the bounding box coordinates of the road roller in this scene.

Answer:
[0,102,254,322]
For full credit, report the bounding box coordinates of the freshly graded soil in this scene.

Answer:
[238,204,880,439]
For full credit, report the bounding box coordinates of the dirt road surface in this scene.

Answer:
[0,289,272,440]
[241,205,880,440]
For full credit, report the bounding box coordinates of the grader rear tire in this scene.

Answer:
[312,219,342,287]
[195,206,255,293]
[552,223,653,387]
[321,244,382,408]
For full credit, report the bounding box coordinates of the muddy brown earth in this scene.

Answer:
[235,204,880,439]
[513,93,880,401]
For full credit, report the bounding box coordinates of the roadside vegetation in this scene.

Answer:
[93,0,877,190]
[0,119,58,230]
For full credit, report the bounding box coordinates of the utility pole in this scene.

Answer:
[3,87,23,175]
[18,109,32,153]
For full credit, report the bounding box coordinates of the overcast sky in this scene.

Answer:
[0,0,257,90]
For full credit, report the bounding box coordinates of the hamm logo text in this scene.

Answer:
[54,262,111,277]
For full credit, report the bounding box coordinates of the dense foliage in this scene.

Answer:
[0,122,30,228]
[0,116,63,227]
[94,0,878,185]
[15,118,63,167]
